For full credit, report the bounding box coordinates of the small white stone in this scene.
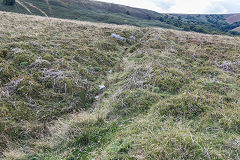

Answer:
[130,36,136,40]
[95,95,100,99]
[99,85,106,90]
[111,33,126,42]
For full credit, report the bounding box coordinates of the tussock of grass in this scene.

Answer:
[200,107,240,133]
[153,91,215,119]
[107,90,160,118]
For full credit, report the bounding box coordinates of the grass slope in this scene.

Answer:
[0,0,240,35]
[0,0,178,29]
[233,27,240,32]
[0,11,240,159]
[226,13,240,24]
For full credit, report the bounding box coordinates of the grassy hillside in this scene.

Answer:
[226,13,240,24]
[1,11,240,159]
[0,0,178,29]
[233,26,240,32]
[1,0,240,35]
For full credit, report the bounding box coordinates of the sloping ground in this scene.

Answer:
[0,11,140,157]
[61,0,161,20]
[1,0,240,35]
[0,12,240,159]
[233,26,240,32]
[0,0,176,29]
[226,13,240,24]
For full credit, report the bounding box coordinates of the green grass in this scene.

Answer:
[0,12,240,160]
[0,0,178,29]
[1,0,240,35]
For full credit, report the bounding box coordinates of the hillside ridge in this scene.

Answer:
[1,0,240,35]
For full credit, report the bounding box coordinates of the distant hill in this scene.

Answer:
[0,0,240,35]
[233,26,240,31]
[225,13,240,24]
